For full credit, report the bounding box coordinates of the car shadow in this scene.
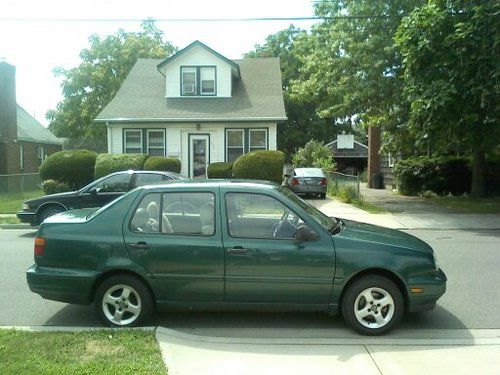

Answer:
[19,230,37,238]
[43,304,101,327]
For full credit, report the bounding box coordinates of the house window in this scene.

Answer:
[147,130,165,156]
[200,67,216,95]
[20,144,24,170]
[226,129,245,162]
[249,129,267,152]
[181,67,197,95]
[37,147,44,165]
[124,130,143,153]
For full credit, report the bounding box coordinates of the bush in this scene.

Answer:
[207,162,233,178]
[292,140,336,171]
[232,150,285,184]
[143,156,181,173]
[328,181,360,203]
[39,150,97,189]
[42,179,71,195]
[94,153,149,179]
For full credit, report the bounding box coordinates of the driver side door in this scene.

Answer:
[222,190,335,307]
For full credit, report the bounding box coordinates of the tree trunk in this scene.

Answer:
[471,148,486,198]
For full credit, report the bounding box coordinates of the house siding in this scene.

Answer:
[164,45,233,98]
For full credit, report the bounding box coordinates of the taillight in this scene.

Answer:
[34,237,46,256]
[320,178,327,185]
[291,178,300,186]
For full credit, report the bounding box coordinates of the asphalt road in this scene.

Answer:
[0,227,499,337]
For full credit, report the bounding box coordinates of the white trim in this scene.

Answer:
[325,139,368,150]
[249,128,268,152]
[226,129,245,162]
[96,117,287,123]
[147,129,166,156]
[189,134,210,178]
[19,144,24,170]
[388,152,395,167]
[124,129,143,153]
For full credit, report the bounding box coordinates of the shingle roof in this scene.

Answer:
[95,57,287,122]
[17,105,62,145]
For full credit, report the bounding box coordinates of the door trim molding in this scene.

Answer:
[188,133,211,178]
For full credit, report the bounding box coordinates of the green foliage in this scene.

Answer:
[94,153,148,178]
[143,156,181,173]
[39,150,97,189]
[232,150,285,184]
[393,156,472,196]
[47,21,177,152]
[42,180,71,195]
[328,182,360,204]
[292,140,336,171]
[207,162,233,179]
[395,1,500,196]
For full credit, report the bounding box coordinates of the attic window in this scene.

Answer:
[200,67,216,95]
[181,67,197,95]
[181,66,216,96]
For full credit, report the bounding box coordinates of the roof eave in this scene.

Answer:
[95,116,287,123]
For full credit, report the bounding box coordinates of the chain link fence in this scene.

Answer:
[324,171,361,200]
[0,173,42,193]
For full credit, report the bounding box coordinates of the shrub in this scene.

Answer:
[39,150,97,189]
[292,140,336,171]
[207,162,233,178]
[42,179,71,195]
[232,150,285,184]
[143,156,181,173]
[328,181,360,203]
[94,153,148,179]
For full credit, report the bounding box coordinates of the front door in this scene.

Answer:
[189,134,210,178]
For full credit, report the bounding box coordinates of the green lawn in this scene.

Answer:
[429,196,500,214]
[0,189,44,214]
[0,329,166,374]
[351,200,388,214]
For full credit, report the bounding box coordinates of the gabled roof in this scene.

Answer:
[95,57,287,123]
[17,105,62,145]
[157,40,240,78]
[326,139,368,158]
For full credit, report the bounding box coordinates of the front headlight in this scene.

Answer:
[433,253,439,272]
[22,203,30,210]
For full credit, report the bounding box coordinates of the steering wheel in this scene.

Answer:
[273,209,297,238]
[165,201,198,214]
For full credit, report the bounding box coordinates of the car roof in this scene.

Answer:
[294,168,325,177]
[138,179,279,191]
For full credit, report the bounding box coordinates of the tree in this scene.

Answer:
[290,0,424,155]
[47,20,176,152]
[395,0,500,197]
[292,140,336,171]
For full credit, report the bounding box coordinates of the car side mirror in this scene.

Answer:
[294,225,319,242]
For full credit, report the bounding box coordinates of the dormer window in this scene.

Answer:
[181,66,216,96]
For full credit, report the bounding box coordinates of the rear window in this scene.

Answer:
[294,168,325,177]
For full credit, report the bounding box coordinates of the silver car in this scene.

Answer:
[286,168,327,199]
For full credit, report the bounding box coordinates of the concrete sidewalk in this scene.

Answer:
[156,327,500,375]
[309,198,500,230]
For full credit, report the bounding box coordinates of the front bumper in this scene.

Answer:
[407,268,447,312]
[26,264,100,305]
[17,210,36,226]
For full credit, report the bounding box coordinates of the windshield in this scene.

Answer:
[279,186,336,232]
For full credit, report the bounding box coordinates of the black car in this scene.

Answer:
[17,170,185,226]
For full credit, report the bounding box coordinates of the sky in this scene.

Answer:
[0,0,318,126]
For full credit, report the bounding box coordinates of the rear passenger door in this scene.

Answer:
[123,188,224,303]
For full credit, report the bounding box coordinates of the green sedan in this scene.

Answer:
[26,181,446,335]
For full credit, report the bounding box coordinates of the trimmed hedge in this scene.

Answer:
[394,156,471,196]
[143,156,181,173]
[94,153,149,179]
[232,150,285,184]
[42,179,71,195]
[39,150,97,189]
[207,162,233,179]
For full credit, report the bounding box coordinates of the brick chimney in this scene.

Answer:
[0,61,20,175]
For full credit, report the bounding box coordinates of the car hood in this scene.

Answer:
[336,219,433,255]
[26,190,77,204]
[42,208,98,224]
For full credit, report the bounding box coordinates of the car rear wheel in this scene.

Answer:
[38,206,64,224]
[95,275,153,327]
[341,275,403,335]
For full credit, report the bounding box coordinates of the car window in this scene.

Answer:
[94,174,131,193]
[162,192,215,236]
[135,173,169,187]
[130,193,161,233]
[225,193,305,240]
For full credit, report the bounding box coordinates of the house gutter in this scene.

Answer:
[95,117,287,123]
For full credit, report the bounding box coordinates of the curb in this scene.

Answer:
[0,325,156,332]
[0,224,33,229]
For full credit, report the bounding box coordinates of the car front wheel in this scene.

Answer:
[341,275,403,335]
[95,275,153,327]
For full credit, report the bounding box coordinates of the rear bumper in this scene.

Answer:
[291,185,327,194]
[407,268,447,312]
[26,264,100,305]
[17,210,36,226]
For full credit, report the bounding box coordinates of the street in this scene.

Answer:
[1,225,499,335]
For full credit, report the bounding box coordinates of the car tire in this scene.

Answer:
[94,274,154,327]
[341,275,404,336]
[320,193,326,199]
[38,206,64,224]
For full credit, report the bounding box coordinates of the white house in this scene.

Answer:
[95,40,287,178]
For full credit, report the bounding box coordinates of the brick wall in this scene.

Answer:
[20,142,61,173]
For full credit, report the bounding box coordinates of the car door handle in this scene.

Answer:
[129,242,150,250]
[226,246,248,254]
